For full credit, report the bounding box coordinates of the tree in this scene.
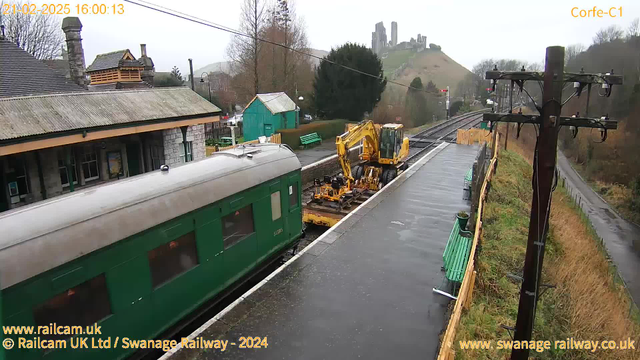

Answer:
[154,66,184,87]
[227,0,266,100]
[170,66,182,81]
[565,44,585,66]
[261,0,310,98]
[0,1,63,59]
[313,43,386,121]
[627,18,640,39]
[593,25,624,44]
[404,77,429,127]
[429,43,441,51]
[424,80,438,93]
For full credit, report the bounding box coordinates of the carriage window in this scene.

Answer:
[33,274,111,332]
[148,232,198,288]
[222,205,255,249]
[289,183,298,208]
[271,192,281,221]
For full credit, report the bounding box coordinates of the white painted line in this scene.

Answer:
[301,145,363,171]
[160,141,449,359]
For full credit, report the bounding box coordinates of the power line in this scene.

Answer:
[123,0,424,92]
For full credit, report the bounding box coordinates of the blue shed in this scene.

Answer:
[243,92,298,141]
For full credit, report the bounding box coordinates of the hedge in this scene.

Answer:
[279,119,355,148]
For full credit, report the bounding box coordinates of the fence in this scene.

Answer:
[205,133,281,156]
[456,128,492,145]
[437,133,499,360]
[205,123,244,142]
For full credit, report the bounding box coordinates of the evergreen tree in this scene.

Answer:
[313,43,387,120]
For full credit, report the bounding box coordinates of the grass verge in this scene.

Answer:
[454,147,640,360]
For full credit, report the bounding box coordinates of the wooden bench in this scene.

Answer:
[442,219,473,284]
[300,132,322,148]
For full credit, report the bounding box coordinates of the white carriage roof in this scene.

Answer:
[0,143,300,289]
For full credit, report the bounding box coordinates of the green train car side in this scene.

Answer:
[0,144,302,360]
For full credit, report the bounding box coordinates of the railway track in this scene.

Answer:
[406,110,486,164]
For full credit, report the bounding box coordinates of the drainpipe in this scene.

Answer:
[35,152,47,200]
[180,126,189,162]
[66,149,74,192]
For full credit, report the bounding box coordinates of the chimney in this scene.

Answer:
[62,17,88,89]
[139,43,155,86]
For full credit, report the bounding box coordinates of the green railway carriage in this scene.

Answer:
[0,144,303,360]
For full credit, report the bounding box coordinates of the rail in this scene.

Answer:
[437,133,499,360]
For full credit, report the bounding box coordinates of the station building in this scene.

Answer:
[0,17,220,212]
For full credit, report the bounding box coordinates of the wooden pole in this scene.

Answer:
[511,46,565,360]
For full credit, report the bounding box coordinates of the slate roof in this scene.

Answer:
[86,50,143,72]
[246,92,297,115]
[0,87,221,141]
[0,39,85,98]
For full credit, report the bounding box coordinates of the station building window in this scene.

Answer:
[271,191,281,221]
[57,151,78,188]
[289,183,298,208]
[148,232,198,288]
[222,205,255,249]
[81,151,100,181]
[6,155,30,201]
[33,274,112,332]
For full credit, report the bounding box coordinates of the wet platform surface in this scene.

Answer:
[295,141,337,167]
[171,143,480,360]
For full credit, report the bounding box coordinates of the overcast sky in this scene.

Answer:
[36,0,640,80]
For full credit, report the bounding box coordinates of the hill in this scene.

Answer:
[382,48,472,93]
[194,49,328,77]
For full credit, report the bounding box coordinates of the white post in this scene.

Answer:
[230,126,236,146]
[446,85,450,119]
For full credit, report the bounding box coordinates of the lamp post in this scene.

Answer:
[200,72,212,103]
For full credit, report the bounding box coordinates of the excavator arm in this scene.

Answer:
[335,120,379,186]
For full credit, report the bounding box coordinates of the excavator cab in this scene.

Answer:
[379,124,408,165]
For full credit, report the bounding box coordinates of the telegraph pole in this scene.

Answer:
[511,46,564,359]
[483,45,622,360]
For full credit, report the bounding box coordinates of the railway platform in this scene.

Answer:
[167,142,480,360]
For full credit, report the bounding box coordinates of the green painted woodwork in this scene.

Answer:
[243,100,297,141]
[0,170,302,360]
[442,219,473,283]
[299,133,322,147]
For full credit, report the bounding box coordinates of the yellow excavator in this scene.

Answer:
[303,120,410,226]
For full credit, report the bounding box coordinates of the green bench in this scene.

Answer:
[442,219,473,284]
[300,132,322,148]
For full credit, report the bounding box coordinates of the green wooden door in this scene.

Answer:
[126,144,141,176]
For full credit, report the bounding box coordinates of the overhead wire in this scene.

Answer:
[123,0,426,92]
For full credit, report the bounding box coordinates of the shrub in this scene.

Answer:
[279,119,355,148]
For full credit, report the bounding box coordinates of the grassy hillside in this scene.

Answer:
[382,48,472,92]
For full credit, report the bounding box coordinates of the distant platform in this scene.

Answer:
[295,141,337,167]
[168,143,480,360]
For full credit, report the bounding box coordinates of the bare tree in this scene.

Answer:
[593,25,624,44]
[565,43,585,66]
[0,1,64,60]
[227,0,266,99]
[627,18,640,39]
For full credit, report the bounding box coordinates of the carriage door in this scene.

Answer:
[287,175,302,240]
[268,181,285,252]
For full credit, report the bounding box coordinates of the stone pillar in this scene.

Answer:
[62,17,88,89]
